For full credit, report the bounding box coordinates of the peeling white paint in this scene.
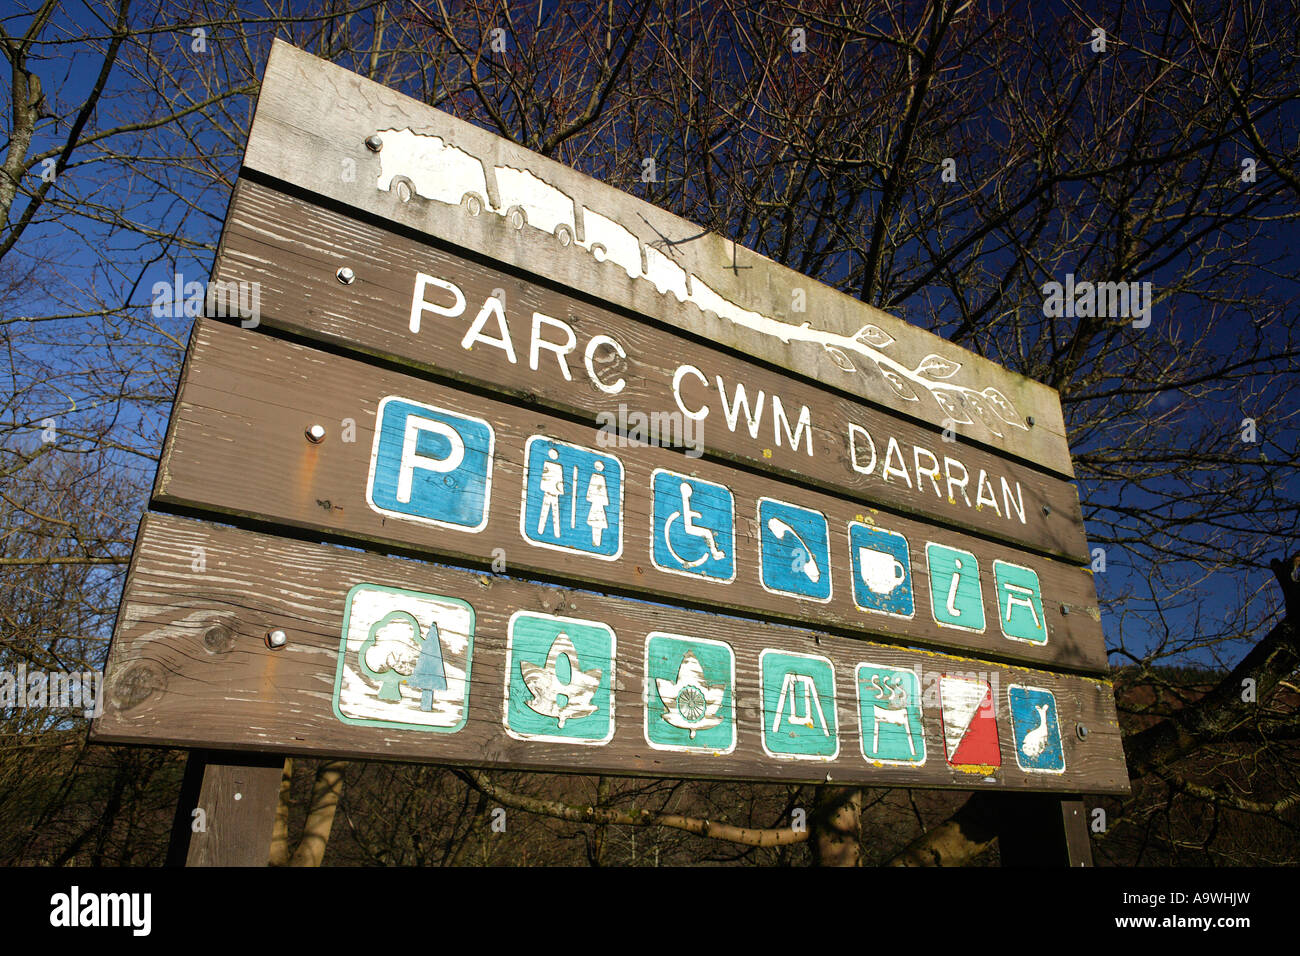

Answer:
[375,129,1029,435]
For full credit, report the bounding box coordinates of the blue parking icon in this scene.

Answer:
[758,498,831,602]
[521,437,623,560]
[367,396,493,532]
[651,469,735,582]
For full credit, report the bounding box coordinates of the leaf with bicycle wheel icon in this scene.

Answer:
[644,633,735,753]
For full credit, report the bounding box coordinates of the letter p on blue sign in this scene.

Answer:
[367,396,494,531]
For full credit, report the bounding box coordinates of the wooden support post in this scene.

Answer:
[995,793,1093,867]
[166,749,286,866]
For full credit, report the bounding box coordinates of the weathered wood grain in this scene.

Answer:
[211,178,1089,562]
[165,751,284,867]
[154,319,1107,672]
[92,513,1129,795]
[241,40,1075,476]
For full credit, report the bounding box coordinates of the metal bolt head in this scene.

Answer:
[266,629,288,649]
[336,266,356,284]
[1042,504,1052,516]
[305,423,326,443]
[364,134,383,152]
[1026,416,1036,427]
[1061,604,1071,616]
[1076,723,1089,740]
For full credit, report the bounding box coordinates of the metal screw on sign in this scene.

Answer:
[305,424,326,443]
[1061,604,1071,616]
[364,134,383,152]
[266,629,289,649]
[1026,416,1036,427]
[1042,504,1052,516]
[336,266,356,284]
[1076,723,1089,740]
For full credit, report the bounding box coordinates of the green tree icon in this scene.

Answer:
[357,610,422,702]
[409,622,447,711]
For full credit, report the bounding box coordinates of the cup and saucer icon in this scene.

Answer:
[849,523,914,619]
[858,547,907,594]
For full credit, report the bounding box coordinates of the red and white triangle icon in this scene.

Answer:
[940,674,1001,768]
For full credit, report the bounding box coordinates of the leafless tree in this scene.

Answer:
[2,0,1296,865]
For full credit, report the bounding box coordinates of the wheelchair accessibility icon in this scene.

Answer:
[651,469,735,582]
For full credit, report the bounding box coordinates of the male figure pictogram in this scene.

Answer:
[537,447,564,537]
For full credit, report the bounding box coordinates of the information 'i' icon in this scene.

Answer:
[926,543,985,632]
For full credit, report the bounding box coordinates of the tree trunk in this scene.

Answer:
[810,785,861,866]
[888,792,1000,866]
[289,759,346,867]
[267,758,293,866]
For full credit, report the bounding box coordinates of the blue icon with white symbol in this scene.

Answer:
[521,437,623,560]
[651,469,735,582]
[758,498,831,602]
[849,523,914,619]
[1008,684,1065,774]
[367,396,493,532]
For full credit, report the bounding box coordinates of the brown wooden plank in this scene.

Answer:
[166,750,284,867]
[241,40,1075,477]
[1061,796,1095,866]
[155,319,1107,672]
[211,177,1089,562]
[92,513,1129,795]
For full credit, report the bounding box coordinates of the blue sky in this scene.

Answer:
[5,1,1296,678]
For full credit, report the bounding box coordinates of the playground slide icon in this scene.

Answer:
[759,649,839,760]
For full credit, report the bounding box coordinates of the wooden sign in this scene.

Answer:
[211,178,1089,562]
[239,41,1075,478]
[154,319,1107,672]
[93,40,1127,836]
[95,513,1127,795]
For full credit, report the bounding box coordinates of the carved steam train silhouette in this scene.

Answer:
[376,128,718,311]
[373,128,1029,438]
